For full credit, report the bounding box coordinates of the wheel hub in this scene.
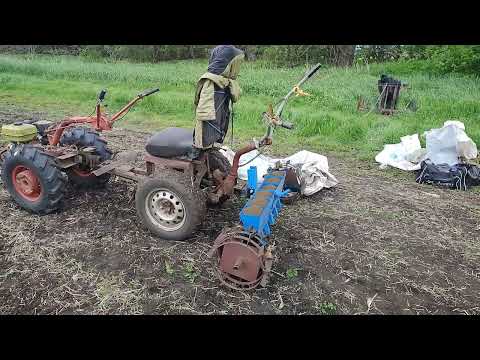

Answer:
[12,166,42,201]
[155,199,177,221]
[146,189,186,231]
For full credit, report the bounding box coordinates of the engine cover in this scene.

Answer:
[1,123,38,143]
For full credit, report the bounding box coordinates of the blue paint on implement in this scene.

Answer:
[240,167,290,245]
[247,166,258,196]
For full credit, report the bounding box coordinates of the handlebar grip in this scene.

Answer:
[139,88,160,97]
[280,121,294,130]
[306,63,322,79]
[98,89,107,101]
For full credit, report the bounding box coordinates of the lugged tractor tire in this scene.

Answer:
[1,144,67,214]
[135,169,207,241]
[60,127,113,189]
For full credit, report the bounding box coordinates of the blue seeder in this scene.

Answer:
[239,166,290,245]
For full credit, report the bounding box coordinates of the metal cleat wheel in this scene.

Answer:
[209,229,274,290]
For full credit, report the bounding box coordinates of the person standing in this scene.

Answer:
[193,45,245,151]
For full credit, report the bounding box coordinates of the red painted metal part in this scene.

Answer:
[11,165,42,202]
[214,142,258,198]
[46,95,146,146]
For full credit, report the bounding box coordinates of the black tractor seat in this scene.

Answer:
[145,127,194,158]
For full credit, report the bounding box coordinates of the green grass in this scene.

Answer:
[1,53,479,159]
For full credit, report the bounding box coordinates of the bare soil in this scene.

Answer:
[1,108,479,315]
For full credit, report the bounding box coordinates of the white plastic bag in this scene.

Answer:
[375,134,424,171]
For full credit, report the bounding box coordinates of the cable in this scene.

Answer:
[238,151,263,167]
[230,105,234,148]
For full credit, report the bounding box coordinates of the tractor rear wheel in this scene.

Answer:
[135,170,207,241]
[208,149,231,176]
[1,144,67,214]
[207,149,233,206]
[60,127,113,189]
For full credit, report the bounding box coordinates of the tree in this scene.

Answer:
[328,45,356,66]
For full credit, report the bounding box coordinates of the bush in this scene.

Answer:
[79,45,211,63]
[424,45,480,74]
[262,46,356,67]
[356,45,480,76]
[355,45,404,63]
[79,46,109,61]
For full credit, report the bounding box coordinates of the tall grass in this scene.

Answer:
[0,54,479,158]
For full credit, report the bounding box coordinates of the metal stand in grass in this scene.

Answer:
[357,76,417,116]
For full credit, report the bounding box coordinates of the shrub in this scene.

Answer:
[424,45,480,74]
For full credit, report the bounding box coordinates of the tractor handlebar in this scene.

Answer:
[305,63,322,80]
[138,88,160,98]
[279,120,294,130]
[98,89,107,102]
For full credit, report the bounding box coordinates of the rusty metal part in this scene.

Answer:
[208,228,273,290]
[284,166,303,193]
[145,154,194,172]
[210,142,257,203]
[144,153,207,187]
[51,146,101,172]
[110,166,147,182]
[91,160,148,182]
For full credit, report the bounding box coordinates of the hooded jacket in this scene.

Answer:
[193,45,244,148]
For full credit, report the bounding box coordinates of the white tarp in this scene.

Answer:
[375,120,477,170]
[219,148,338,196]
[425,121,477,166]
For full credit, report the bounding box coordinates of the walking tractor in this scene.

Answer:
[0,63,321,291]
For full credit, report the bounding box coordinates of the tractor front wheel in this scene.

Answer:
[135,170,207,241]
[1,145,67,214]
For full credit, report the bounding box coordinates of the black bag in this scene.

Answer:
[416,160,480,190]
